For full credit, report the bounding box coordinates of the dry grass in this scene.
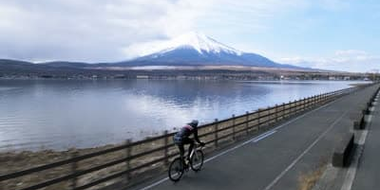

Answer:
[298,160,327,190]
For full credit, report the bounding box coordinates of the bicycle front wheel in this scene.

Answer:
[168,158,184,182]
[190,150,204,172]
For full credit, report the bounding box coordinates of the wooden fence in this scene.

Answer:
[0,85,367,190]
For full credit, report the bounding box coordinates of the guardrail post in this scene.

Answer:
[309,97,312,108]
[315,95,318,106]
[232,114,236,141]
[125,139,132,180]
[70,150,78,190]
[298,100,302,113]
[164,130,169,166]
[290,101,294,115]
[267,106,271,125]
[310,96,313,107]
[254,109,261,131]
[317,94,320,104]
[214,119,219,148]
[303,98,306,111]
[321,94,324,103]
[316,94,321,105]
[275,104,278,122]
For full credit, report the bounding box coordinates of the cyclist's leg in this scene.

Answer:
[185,139,195,160]
[177,143,186,166]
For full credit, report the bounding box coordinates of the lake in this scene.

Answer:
[0,79,362,151]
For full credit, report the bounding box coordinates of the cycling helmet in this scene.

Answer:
[188,120,199,127]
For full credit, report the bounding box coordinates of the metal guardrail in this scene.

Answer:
[0,85,368,190]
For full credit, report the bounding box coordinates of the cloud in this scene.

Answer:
[0,0,213,62]
[279,50,380,72]
[0,0,309,62]
[124,0,307,57]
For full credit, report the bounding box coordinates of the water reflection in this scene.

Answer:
[0,80,360,151]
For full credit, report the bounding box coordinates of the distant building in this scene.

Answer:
[136,75,149,79]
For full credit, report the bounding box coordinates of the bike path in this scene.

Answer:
[351,91,380,190]
[129,84,379,190]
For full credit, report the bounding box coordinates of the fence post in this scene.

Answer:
[303,98,306,111]
[316,94,320,105]
[316,95,318,106]
[323,94,326,103]
[308,97,311,108]
[232,114,236,141]
[125,139,132,181]
[267,106,271,125]
[164,130,169,166]
[316,94,319,104]
[297,100,301,113]
[214,119,218,148]
[70,150,78,190]
[246,111,249,134]
[275,104,278,122]
[315,95,318,105]
[290,100,296,115]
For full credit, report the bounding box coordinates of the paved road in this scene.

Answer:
[352,90,380,190]
[129,84,380,190]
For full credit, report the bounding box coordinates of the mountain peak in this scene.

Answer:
[158,31,242,56]
[123,32,302,70]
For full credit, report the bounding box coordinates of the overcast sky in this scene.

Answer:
[0,0,379,72]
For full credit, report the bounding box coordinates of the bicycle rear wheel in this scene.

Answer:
[168,158,184,182]
[190,150,204,172]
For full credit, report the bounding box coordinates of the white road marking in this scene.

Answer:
[253,130,277,143]
[138,178,170,190]
[136,97,343,190]
[263,110,348,190]
[340,113,374,190]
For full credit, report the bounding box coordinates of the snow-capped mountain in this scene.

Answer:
[149,32,242,56]
[117,32,301,69]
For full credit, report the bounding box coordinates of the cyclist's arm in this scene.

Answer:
[193,129,202,144]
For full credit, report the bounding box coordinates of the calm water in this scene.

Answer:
[0,80,361,151]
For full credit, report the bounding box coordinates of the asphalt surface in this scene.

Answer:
[129,84,380,190]
[351,91,380,190]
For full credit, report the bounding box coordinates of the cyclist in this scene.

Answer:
[173,120,205,168]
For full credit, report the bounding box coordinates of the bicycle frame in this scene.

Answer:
[189,143,198,159]
[188,143,204,160]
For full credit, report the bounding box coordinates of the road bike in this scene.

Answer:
[168,143,205,182]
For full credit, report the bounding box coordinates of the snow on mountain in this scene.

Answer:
[155,31,242,56]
